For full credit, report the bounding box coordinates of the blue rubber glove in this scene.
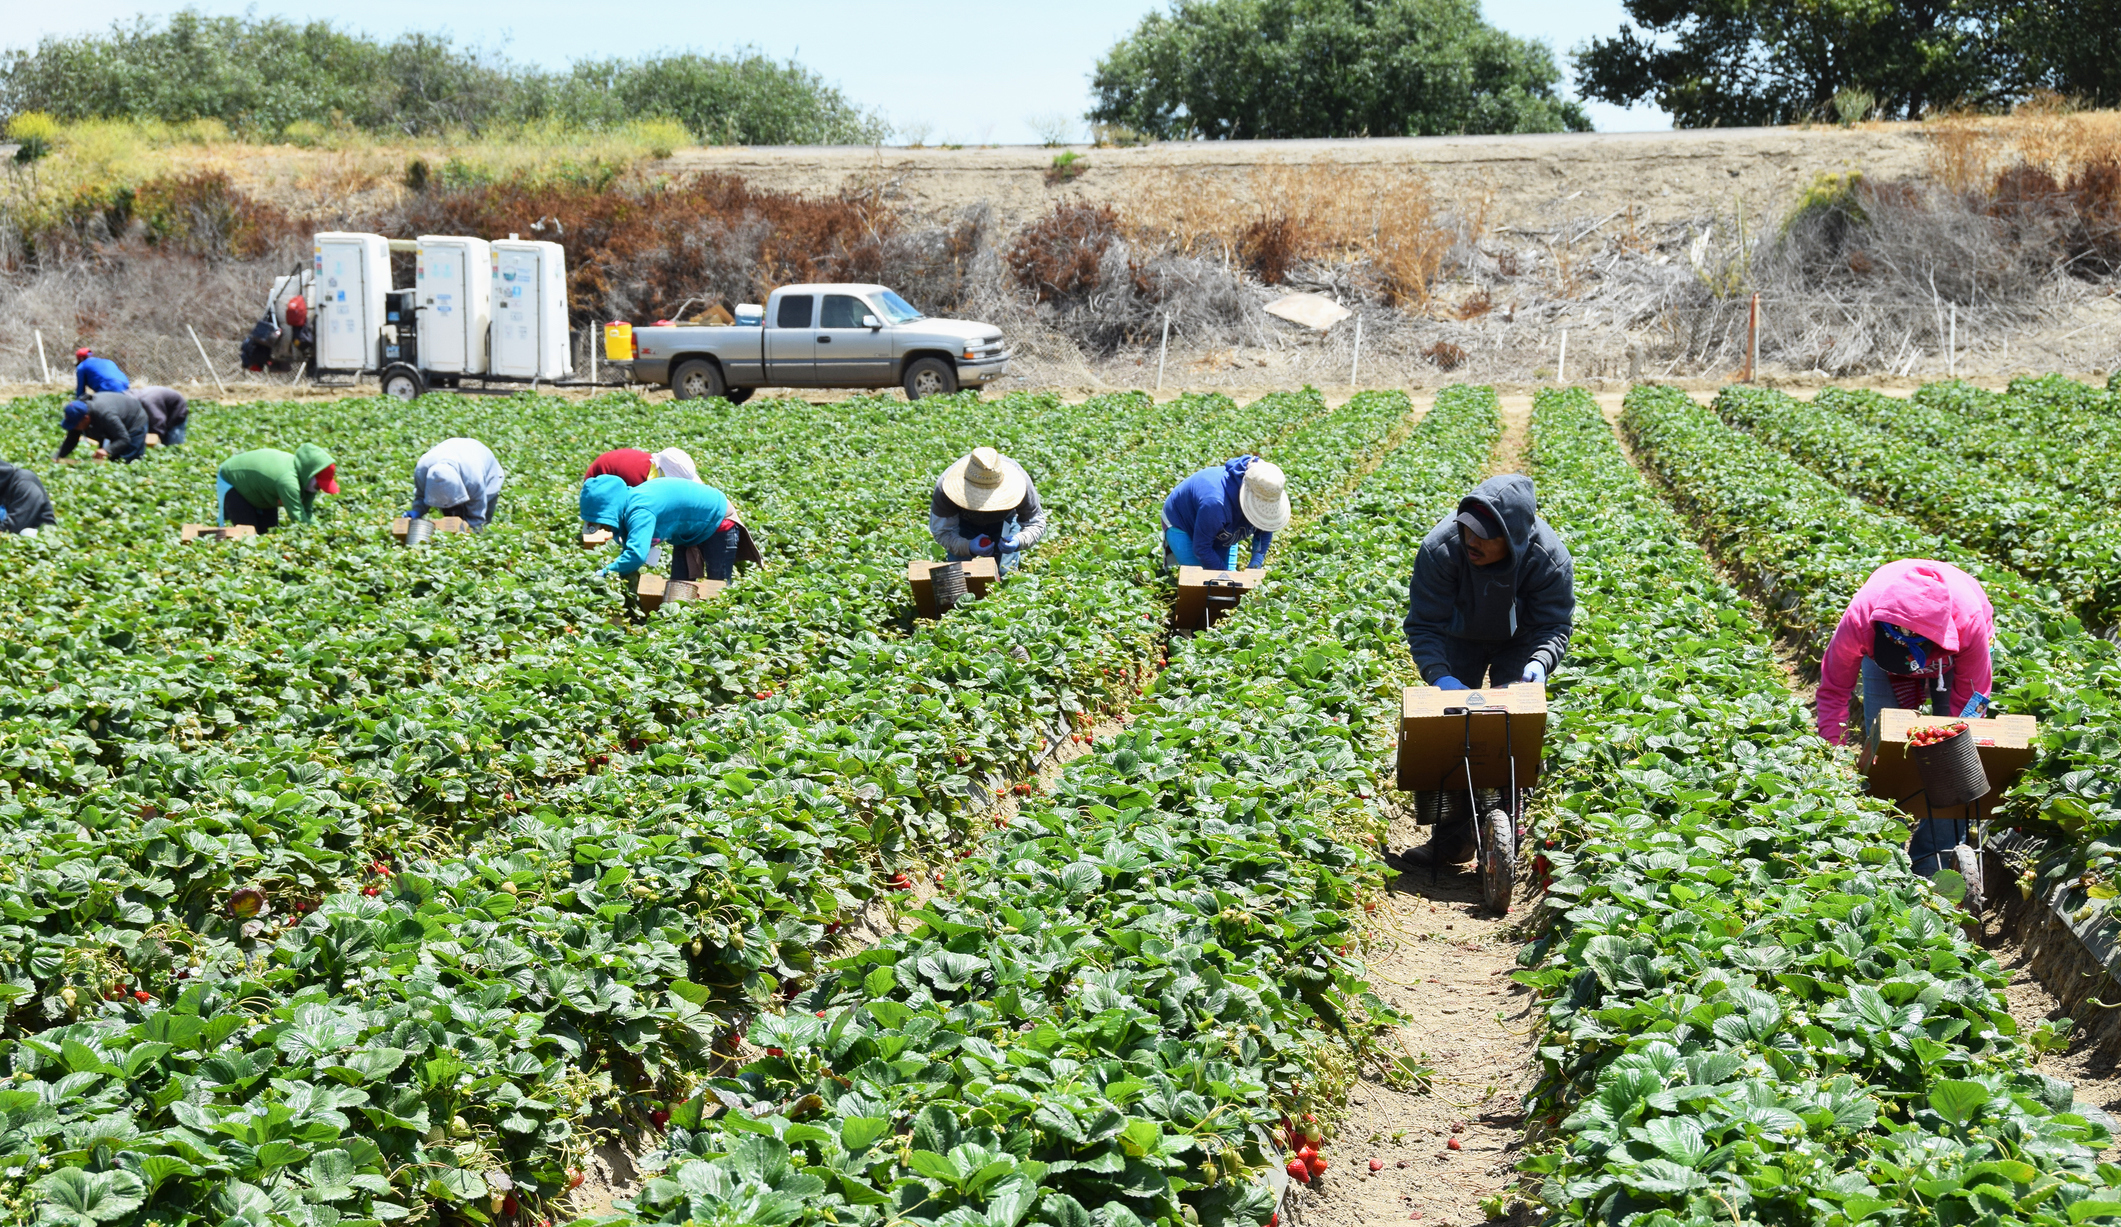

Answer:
[1435,675,1469,691]
[999,533,1021,552]
[972,534,995,553]
[1522,660,1547,685]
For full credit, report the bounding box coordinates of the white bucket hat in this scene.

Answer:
[939,446,1026,512]
[650,447,700,483]
[1239,459,1291,533]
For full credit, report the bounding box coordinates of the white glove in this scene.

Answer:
[1522,660,1547,685]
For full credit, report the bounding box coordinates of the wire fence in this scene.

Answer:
[3,296,2112,396]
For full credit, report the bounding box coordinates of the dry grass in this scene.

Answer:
[1925,105,2121,191]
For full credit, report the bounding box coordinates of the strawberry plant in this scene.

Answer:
[1521,387,2120,1227]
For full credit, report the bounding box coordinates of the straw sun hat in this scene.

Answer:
[1239,460,1291,532]
[940,446,1026,511]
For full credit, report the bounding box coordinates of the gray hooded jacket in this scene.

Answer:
[1403,473,1574,683]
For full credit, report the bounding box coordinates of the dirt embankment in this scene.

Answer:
[666,127,1934,233]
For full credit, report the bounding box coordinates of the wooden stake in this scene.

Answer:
[187,324,228,397]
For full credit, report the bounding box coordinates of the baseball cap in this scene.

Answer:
[314,463,340,495]
[74,348,93,361]
[62,400,88,429]
[1873,621,1939,675]
[1454,502,1503,540]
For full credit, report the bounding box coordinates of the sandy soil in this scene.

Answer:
[664,126,1936,233]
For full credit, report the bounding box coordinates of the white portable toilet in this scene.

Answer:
[415,236,492,375]
[311,232,390,373]
[489,239,572,381]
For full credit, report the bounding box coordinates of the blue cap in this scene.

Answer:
[62,401,88,429]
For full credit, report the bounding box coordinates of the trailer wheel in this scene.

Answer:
[381,364,426,402]
[671,359,726,402]
[726,387,755,405]
[904,357,958,400]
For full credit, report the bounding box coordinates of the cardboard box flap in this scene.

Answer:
[1860,709,2037,818]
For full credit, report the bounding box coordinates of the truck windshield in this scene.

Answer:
[872,290,925,324]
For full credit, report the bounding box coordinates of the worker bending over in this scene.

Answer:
[73,348,130,399]
[57,392,150,463]
[1817,558,1995,876]
[932,447,1047,574]
[134,386,190,446]
[409,438,506,530]
[1162,457,1290,570]
[1393,474,1575,870]
[585,449,653,485]
[0,459,56,536]
[580,475,739,584]
[217,445,338,532]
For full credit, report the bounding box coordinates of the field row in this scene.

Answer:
[1523,387,2118,1226]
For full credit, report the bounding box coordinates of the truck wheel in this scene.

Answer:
[671,359,726,402]
[381,364,426,402]
[726,387,755,405]
[903,358,958,400]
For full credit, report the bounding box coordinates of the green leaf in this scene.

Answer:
[1928,1080,1994,1128]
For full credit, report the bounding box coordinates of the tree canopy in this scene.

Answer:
[0,10,890,143]
[1575,0,2120,128]
[1088,0,1590,140]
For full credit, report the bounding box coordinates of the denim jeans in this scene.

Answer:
[1433,636,1541,691]
[948,515,1023,576]
[1861,656,1966,877]
[218,479,279,531]
[162,423,187,446]
[673,527,740,582]
[1161,525,1241,570]
[106,426,148,463]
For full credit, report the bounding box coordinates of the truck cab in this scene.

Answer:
[624,283,1010,401]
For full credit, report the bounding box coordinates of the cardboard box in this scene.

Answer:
[1396,682,1547,793]
[632,572,725,613]
[391,516,468,542]
[180,524,257,542]
[581,528,613,548]
[1859,710,2037,819]
[1171,566,1265,632]
[908,557,999,620]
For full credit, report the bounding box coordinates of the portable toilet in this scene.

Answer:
[415,235,492,375]
[489,239,572,381]
[311,232,391,373]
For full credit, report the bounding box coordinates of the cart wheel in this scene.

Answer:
[380,363,426,402]
[1480,808,1515,914]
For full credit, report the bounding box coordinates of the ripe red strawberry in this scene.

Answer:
[1297,1145,1317,1162]
[567,1171,585,1191]
[650,1109,670,1129]
[502,1194,519,1216]
[765,1047,785,1057]
[1370,1158,1384,1171]
[1286,1158,1311,1182]
[1446,1138,1462,1151]
[134,990,150,1003]
[1311,1157,1329,1175]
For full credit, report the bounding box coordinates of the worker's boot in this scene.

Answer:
[1388,794,1475,870]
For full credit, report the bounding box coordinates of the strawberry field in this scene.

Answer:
[4,375,2121,1227]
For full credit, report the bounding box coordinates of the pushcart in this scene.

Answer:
[1393,682,1547,914]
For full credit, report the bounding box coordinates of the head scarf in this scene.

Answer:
[650,447,701,483]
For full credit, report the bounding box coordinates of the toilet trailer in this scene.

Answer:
[415,235,493,376]
[311,232,391,373]
[489,239,572,381]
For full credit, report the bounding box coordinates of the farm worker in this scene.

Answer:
[1816,559,1995,875]
[649,448,699,482]
[216,444,338,532]
[72,348,130,399]
[0,459,57,536]
[1393,474,1575,870]
[585,448,653,486]
[579,474,739,584]
[56,392,150,463]
[932,446,1048,575]
[408,438,505,530]
[1161,456,1290,570]
[133,386,190,446]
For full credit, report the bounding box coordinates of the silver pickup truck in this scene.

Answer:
[623,283,1010,401]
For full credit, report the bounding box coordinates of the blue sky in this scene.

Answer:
[14,1,1670,140]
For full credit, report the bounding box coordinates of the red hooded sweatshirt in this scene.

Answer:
[1817,559,1995,744]
[584,449,652,486]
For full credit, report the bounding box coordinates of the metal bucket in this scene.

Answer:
[404,518,436,548]
[665,579,699,603]
[1911,725,1988,809]
[931,562,968,612]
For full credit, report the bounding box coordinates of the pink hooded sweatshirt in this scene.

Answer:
[1817,559,1995,744]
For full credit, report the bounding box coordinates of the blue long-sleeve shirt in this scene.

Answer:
[579,475,732,576]
[74,357,130,399]
[1162,456,1272,569]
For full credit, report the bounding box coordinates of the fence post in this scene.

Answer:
[1742,292,1761,382]
[1156,315,1170,394]
[187,325,228,398]
[1557,330,1568,384]
[1350,315,1362,387]
[1948,305,1957,379]
[34,330,50,384]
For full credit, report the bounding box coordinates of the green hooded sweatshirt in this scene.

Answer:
[218,444,336,523]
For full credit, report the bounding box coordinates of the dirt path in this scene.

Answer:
[1297,395,1541,1227]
